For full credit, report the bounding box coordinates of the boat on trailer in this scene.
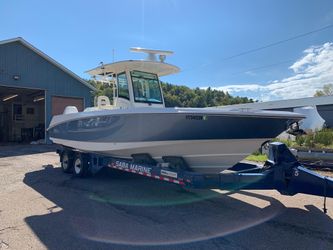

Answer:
[47,48,304,174]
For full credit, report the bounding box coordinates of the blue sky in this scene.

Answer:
[1,0,333,100]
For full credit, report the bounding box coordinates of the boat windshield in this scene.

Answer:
[131,70,163,104]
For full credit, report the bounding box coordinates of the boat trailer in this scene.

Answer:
[57,142,333,213]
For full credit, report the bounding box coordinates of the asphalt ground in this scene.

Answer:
[0,145,332,250]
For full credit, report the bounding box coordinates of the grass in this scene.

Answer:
[294,128,333,149]
[245,129,333,163]
[245,154,268,162]
[268,129,333,151]
[244,154,333,177]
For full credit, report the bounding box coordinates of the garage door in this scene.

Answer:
[0,86,45,143]
[51,96,84,115]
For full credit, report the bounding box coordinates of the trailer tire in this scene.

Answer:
[61,151,73,173]
[73,153,90,178]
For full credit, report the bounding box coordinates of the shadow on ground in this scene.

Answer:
[23,165,333,250]
[0,144,59,158]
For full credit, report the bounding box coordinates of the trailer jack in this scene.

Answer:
[210,142,333,213]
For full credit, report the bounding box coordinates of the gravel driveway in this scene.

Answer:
[0,145,332,249]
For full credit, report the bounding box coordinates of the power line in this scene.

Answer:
[181,23,333,74]
[230,58,296,76]
[222,24,333,61]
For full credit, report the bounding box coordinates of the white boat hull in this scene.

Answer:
[51,138,266,173]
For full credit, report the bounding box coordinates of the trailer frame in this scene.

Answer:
[56,142,333,213]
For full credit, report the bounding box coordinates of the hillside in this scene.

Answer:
[90,80,254,107]
[161,82,253,107]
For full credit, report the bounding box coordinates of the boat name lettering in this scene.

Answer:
[185,115,207,120]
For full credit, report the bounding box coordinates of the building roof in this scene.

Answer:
[0,37,96,91]
[223,95,333,110]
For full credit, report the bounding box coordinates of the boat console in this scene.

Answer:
[86,48,180,110]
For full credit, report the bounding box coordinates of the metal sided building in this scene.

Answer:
[0,37,95,144]
[225,95,333,128]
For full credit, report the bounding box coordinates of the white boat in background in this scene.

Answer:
[47,48,304,173]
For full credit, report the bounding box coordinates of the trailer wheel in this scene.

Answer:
[61,151,73,173]
[73,153,90,178]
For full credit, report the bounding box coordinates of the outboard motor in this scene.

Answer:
[285,106,325,136]
[293,106,325,133]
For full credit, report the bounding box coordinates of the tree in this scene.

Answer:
[89,79,115,104]
[314,84,333,97]
[91,79,254,108]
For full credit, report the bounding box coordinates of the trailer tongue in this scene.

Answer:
[57,142,333,213]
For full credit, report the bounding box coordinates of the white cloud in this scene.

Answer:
[211,42,333,101]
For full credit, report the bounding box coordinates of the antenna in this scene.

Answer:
[130,47,174,62]
[112,48,115,63]
[100,61,105,73]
